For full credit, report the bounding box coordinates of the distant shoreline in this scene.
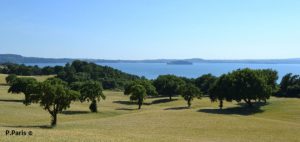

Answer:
[1,54,300,64]
[167,61,193,65]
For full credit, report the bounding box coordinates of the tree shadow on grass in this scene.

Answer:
[198,106,264,116]
[237,102,269,107]
[113,100,135,105]
[113,101,151,106]
[0,83,8,86]
[115,108,137,111]
[0,99,23,103]
[164,106,189,110]
[151,99,178,105]
[2,125,53,129]
[61,110,90,115]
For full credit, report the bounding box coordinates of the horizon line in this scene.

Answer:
[1,53,300,61]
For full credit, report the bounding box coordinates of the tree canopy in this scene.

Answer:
[256,69,279,95]
[124,84,147,109]
[8,77,38,105]
[1,60,140,90]
[8,77,80,127]
[278,73,300,98]
[125,79,158,97]
[57,60,140,89]
[5,74,17,85]
[209,68,275,108]
[153,75,185,100]
[33,78,79,126]
[208,74,231,109]
[79,81,106,112]
[0,63,64,75]
[177,83,202,108]
[195,74,217,96]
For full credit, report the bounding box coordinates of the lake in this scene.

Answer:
[26,62,300,81]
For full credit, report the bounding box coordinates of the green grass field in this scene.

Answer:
[0,74,300,142]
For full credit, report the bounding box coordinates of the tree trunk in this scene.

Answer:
[24,94,30,106]
[219,100,223,109]
[244,99,253,107]
[138,98,142,109]
[187,98,191,108]
[51,113,57,127]
[169,96,172,101]
[89,100,98,113]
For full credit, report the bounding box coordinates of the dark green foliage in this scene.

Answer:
[41,66,55,75]
[153,75,185,100]
[45,77,68,86]
[79,81,106,112]
[70,81,85,91]
[0,63,45,75]
[8,77,79,127]
[0,63,66,75]
[209,68,274,108]
[124,80,158,97]
[195,74,217,95]
[54,66,64,74]
[178,77,195,84]
[5,74,17,85]
[32,78,79,126]
[256,69,279,96]
[8,77,38,105]
[124,84,147,109]
[233,69,272,105]
[209,74,230,109]
[177,83,202,108]
[57,60,139,89]
[1,60,140,90]
[101,79,118,90]
[278,73,300,98]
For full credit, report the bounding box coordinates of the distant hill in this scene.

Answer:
[167,60,193,65]
[1,54,300,64]
[0,54,73,63]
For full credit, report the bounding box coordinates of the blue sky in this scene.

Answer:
[0,0,299,59]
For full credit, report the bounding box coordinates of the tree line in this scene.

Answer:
[6,75,105,126]
[1,61,140,89]
[4,60,300,127]
[0,63,64,75]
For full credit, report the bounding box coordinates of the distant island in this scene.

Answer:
[1,54,300,64]
[167,60,193,65]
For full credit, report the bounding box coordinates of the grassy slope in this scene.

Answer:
[0,74,300,142]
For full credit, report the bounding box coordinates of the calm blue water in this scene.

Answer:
[26,63,300,81]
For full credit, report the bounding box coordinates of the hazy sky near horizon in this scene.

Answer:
[0,0,300,60]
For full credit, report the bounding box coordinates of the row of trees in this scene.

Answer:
[209,69,278,109]
[52,61,140,90]
[5,61,300,127]
[0,63,64,75]
[1,61,140,89]
[123,69,282,109]
[7,68,294,114]
[124,78,202,109]
[123,75,202,109]
[6,75,106,127]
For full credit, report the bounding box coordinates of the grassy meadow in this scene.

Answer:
[0,74,300,142]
